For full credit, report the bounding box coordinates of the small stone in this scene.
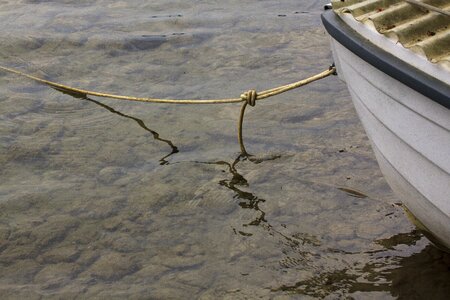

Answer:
[67,223,101,245]
[134,263,170,282]
[32,215,80,248]
[147,282,201,299]
[7,228,36,245]
[102,216,123,231]
[0,244,38,263]
[105,233,142,253]
[76,250,100,268]
[0,224,10,240]
[98,166,125,184]
[0,227,10,252]
[72,197,124,220]
[158,254,205,269]
[89,252,139,281]
[38,245,80,264]
[175,269,212,290]
[0,287,41,300]
[33,263,79,289]
[0,259,41,284]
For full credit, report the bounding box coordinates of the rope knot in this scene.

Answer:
[240,89,258,106]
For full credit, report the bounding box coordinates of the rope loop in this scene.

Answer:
[240,89,258,106]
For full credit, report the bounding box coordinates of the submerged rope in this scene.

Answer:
[0,65,336,155]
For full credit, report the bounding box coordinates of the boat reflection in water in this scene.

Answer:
[272,230,450,298]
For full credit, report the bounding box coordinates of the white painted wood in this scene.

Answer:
[372,141,450,250]
[329,38,450,249]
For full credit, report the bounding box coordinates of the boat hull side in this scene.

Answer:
[329,38,450,250]
[371,141,450,251]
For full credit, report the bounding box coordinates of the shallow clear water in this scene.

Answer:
[0,0,449,299]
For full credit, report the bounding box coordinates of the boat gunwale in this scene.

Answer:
[321,10,450,110]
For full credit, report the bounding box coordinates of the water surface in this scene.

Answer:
[0,0,449,299]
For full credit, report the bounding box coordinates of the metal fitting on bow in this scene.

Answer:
[240,89,258,106]
[329,63,337,75]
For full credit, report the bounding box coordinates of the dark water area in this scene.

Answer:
[0,0,449,299]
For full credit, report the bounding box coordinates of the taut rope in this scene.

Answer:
[0,65,336,155]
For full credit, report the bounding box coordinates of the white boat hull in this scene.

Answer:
[330,38,450,250]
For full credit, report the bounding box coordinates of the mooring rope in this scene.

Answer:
[0,65,336,155]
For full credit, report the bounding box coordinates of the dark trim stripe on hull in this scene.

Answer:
[321,10,450,110]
